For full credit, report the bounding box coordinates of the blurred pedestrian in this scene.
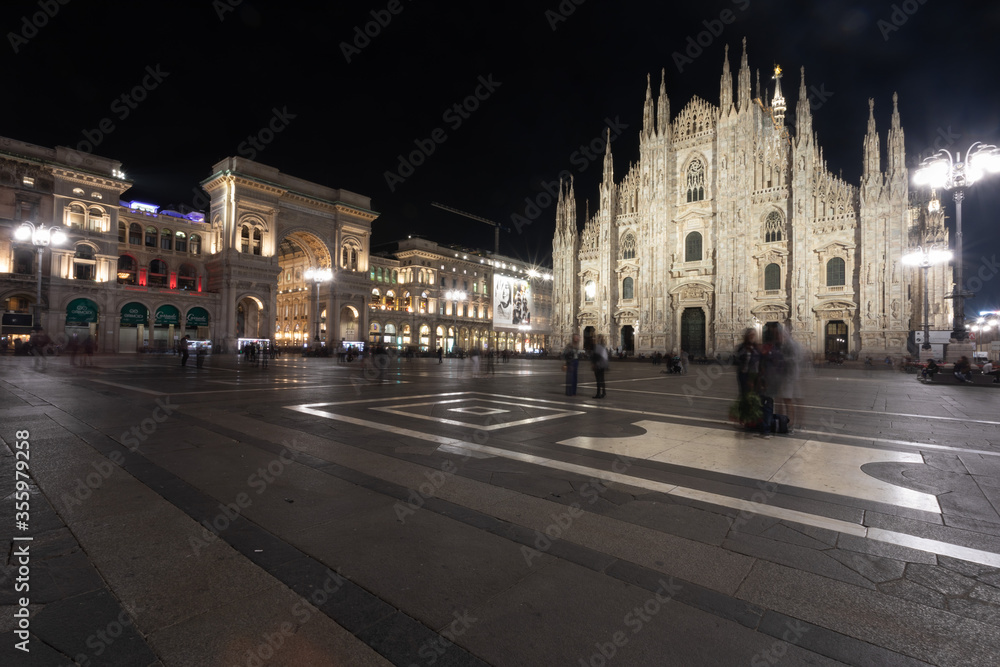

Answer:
[734,328,760,398]
[562,334,580,396]
[180,335,191,367]
[591,335,608,399]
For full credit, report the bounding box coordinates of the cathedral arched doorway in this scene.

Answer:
[620,325,634,354]
[825,320,849,358]
[583,326,595,351]
[680,308,706,357]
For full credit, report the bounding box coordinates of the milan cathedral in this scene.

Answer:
[551,39,952,359]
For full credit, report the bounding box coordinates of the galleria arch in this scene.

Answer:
[200,157,376,351]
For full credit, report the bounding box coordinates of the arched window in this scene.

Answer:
[160,229,173,251]
[764,211,784,243]
[764,263,781,290]
[342,246,349,268]
[376,267,383,282]
[240,226,250,253]
[370,267,376,281]
[66,203,85,228]
[252,228,262,255]
[129,223,142,245]
[685,158,706,202]
[117,255,137,284]
[584,280,596,302]
[622,276,634,300]
[175,231,187,253]
[827,257,846,286]
[118,222,127,243]
[685,232,703,262]
[178,264,197,291]
[189,234,201,255]
[148,259,168,287]
[621,233,637,260]
[392,270,398,284]
[88,207,106,232]
[145,226,157,247]
[351,249,358,270]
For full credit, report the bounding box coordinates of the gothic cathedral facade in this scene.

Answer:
[551,40,952,359]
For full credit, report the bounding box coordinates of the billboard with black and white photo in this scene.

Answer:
[492,274,532,331]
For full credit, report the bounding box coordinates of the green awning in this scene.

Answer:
[120,302,148,326]
[154,304,180,327]
[186,307,210,327]
[66,298,99,325]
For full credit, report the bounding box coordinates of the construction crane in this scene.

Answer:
[430,202,507,256]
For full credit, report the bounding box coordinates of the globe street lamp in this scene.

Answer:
[14,221,67,328]
[913,142,1000,340]
[304,267,333,342]
[902,246,953,352]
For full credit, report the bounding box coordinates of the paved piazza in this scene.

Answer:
[3,354,1000,666]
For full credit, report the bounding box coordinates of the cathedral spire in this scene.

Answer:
[720,44,733,112]
[795,66,812,137]
[642,73,655,140]
[737,37,751,112]
[887,92,905,175]
[863,98,881,179]
[602,128,614,184]
[770,65,786,127]
[657,68,670,136]
[755,69,761,102]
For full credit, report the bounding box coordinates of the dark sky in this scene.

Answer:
[4,0,999,312]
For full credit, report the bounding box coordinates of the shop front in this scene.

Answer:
[186,306,211,340]
[153,304,180,352]
[66,298,99,349]
[119,302,149,353]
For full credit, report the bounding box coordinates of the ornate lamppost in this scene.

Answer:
[913,142,1000,340]
[304,267,332,342]
[902,245,952,353]
[14,221,67,328]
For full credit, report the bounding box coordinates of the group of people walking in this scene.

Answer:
[733,325,806,438]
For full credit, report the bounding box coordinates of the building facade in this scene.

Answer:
[551,40,951,358]
[0,137,377,353]
[367,237,552,354]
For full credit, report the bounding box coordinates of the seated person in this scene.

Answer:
[953,356,973,383]
[921,359,939,381]
[982,359,998,384]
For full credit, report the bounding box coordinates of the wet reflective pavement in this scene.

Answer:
[2,353,1000,666]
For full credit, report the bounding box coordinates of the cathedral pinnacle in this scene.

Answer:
[795,65,812,137]
[737,37,751,112]
[720,44,733,112]
[863,98,881,180]
[643,72,655,139]
[657,68,670,136]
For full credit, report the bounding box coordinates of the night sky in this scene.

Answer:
[4,0,999,312]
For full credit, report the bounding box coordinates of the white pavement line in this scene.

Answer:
[866,527,1000,569]
[794,429,1000,458]
[89,379,166,396]
[587,385,1000,427]
[470,392,1000,458]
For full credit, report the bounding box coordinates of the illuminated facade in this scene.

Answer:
[0,137,376,352]
[367,237,552,353]
[551,41,951,358]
